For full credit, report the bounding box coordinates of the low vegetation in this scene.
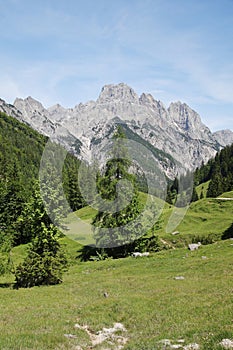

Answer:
[0,239,232,349]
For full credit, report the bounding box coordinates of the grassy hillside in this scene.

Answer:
[218,190,233,198]
[70,195,233,249]
[173,198,233,241]
[0,239,232,349]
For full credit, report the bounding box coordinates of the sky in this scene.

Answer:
[0,0,233,131]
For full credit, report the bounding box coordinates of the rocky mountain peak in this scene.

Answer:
[213,129,233,147]
[14,96,47,117]
[97,83,139,104]
[13,96,57,137]
[139,93,155,104]
[48,103,67,115]
[168,101,212,140]
[168,101,192,120]
[0,98,23,120]
[48,103,64,111]
[139,93,167,114]
[47,104,68,123]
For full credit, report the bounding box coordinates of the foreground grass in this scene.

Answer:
[0,239,233,349]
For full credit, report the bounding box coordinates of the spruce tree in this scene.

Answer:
[0,229,13,276]
[15,182,52,244]
[0,161,26,245]
[166,189,173,205]
[63,155,85,211]
[191,187,199,202]
[92,126,143,255]
[14,184,67,288]
[15,223,67,288]
[207,174,223,198]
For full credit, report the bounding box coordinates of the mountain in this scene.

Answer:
[1,83,233,178]
[213,129,233,147]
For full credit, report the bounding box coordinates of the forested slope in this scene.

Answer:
[194,143,233,197]
[0,111,84,247]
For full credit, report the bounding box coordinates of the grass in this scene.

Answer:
[61,206,97,246]
[1,195,233,349]
[173,198,233,240]
[218,190,233,198]
[0,239,233,349]
[69,195,233,248]
[196,181,210,198]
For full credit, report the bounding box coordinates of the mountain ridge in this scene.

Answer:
[1,83,233,178]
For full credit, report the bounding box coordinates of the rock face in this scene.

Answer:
[213,129,233,147]
[0,83,232,178]
[0,98,23,120]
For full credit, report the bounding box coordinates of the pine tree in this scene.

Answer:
[15,182,52,244]
[0,229,13,276]
[207,174,223,198]
[92,126,143,255]
[191,187,199,202]
[14,184,67,288]
[0,161,26,244]
[15,223,67,288]
[78,162,100,207]
[63,155,85,211]
[40,152,70,226]
[171,177,179,194]
[166,189,173,205]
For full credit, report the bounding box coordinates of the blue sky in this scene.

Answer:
[0,0,233,131]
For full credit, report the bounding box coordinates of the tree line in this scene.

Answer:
[194,144,233,197]
[166,143,233,203]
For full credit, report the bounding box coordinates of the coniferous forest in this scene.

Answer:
[0,112,85,285]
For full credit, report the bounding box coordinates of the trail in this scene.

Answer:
[216,197,233,200]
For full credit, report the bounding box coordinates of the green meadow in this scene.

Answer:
[0,194,233,349]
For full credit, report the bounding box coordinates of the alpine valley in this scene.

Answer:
[1,82,233,178]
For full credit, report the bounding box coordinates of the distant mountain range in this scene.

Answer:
[0,83,232,178]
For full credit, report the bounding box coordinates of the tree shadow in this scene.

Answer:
[222,223,233,240]
[77,244,97,262]
[77,235,160,261]
[0,282,15,289]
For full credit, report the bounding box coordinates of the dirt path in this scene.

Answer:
[216,197,233,200]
